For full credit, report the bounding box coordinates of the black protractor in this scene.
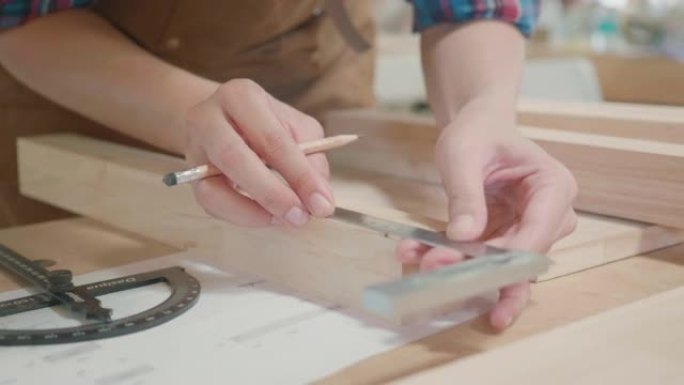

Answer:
[0,244,200,346]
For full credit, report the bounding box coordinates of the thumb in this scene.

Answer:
[440,157,488,241]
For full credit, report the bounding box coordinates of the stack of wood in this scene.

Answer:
[16,99,684,323]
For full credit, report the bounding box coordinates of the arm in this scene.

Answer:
[0,9,217,154]
[421,21,524,127]
[0,9,335,227]
[396,7,577,330]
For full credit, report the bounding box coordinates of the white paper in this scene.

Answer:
[0,251,494,385]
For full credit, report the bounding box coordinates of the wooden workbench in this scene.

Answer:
[2,217,683,384]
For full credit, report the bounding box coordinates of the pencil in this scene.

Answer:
[162,134,359,186]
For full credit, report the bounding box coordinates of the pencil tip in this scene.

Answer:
[162,173,177,186]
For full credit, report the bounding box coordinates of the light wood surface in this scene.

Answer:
[318,243,684,384]
[396,284,684,385]
[17,134,414,321]
[518,99,684,143]
[324,109,684,229]
[1,218,683,384]
[0,218,176,291]
[17,132,683,312]
[591,54,684,106]
[332,169,684,281]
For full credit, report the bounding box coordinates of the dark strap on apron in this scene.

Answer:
[325,0,371,52]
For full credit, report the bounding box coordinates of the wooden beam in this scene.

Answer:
[17,131,682,304]
[517,99,684,143]
[591,54,684,106]
[332,169,683,281]
[324,109,684,229]
[17,134,410,321]
[396,285,684,384]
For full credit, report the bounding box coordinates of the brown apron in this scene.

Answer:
[0,0,375,228]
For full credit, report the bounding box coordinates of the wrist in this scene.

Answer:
[445,93,517,132]
[169,77,220,154]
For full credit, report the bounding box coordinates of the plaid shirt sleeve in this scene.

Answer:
[407,0,540,37]
[0,0,93,29]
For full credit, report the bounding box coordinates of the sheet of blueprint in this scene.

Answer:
[0,251,494,385]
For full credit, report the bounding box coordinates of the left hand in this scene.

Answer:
[395,107,578,330]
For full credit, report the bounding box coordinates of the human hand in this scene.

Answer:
[184,79,334,227]
[396,107,577,330]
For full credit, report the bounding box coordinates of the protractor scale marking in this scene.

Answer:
[0,244,200,345]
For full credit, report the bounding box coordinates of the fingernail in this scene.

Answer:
[502,315,513,329]
[285,206,309,227]
[447,215,475,239]
[308,192,333,217]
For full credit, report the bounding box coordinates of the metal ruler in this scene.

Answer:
[332,208,551,319]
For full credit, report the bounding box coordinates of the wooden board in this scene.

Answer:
[2,214,684,385]
[318,242,684,384]
[518,99,684,143]
[396,285,684,384]
[16,133,682,307]
[331,170,683,281]
[324,109,684,229]
[591,54,684,106]
[0,217,176,291]
[16,134,433,323]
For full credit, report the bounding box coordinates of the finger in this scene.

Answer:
[395,239,430,263]
[435,138,488,241]
[512,177,573,253]
[192,176,272,227]
[555,209,578,241]
[187,100,310,227]
[220,80,334,218]
[271,99,330,179]
[483,192,571,331]
[489,282,531,331]
[419,247,466,271]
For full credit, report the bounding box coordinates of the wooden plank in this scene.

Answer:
[396,285,684,384]
[332,169,684,281]
[0,213,683,385]
[324,109,684,229]
[591,54,684,106]
[318,243,684,384]
[17,133,682,298]
[1,208,683,385]
[0,218,177,291]
[517,99,684,143]
[17,134,416,321]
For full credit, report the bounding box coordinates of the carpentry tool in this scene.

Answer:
[163,134,358,186]
[0,244,200,345]
[332,208,551,319]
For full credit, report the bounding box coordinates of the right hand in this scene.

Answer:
[184,79,335,227]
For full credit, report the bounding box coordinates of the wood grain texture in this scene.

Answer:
[318,243,684,384]
[0,218,177,291]
[591,54,684,106]
[1,214,683,384]
[332,169,683,281]
[396,285,684,384]
[16,134,417,322]
[324,109,684,229]
[17,131,682,305]
[518,99,684,143]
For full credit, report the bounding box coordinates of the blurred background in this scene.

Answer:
[371,0,684,110]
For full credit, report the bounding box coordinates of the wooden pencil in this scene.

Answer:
[162,134,358,186]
